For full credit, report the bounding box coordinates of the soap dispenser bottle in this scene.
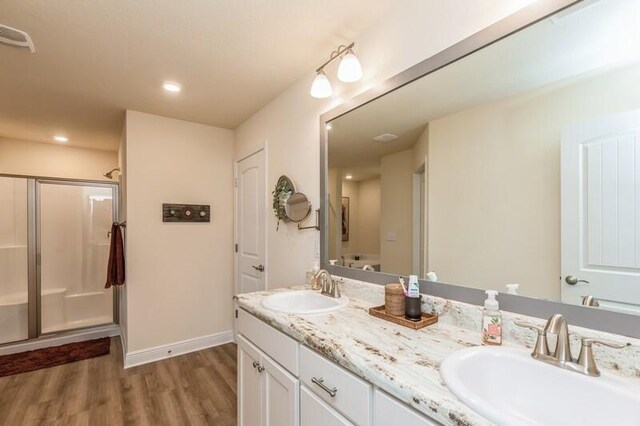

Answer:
[482,290,502,346]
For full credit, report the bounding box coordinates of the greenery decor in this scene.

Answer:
[272,175,296,230]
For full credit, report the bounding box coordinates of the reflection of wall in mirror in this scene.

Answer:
[381,149,414,275]
[428,62,640,300]
[338,178,381,263]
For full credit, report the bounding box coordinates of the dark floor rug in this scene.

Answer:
[0,337,111,377]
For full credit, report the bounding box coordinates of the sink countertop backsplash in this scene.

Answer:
[235,278,640,426]
[337,277,640,378]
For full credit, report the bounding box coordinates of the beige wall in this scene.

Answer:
[356,178,381,256]
[0,137,117,181]
[413,124,429,172]
[340,178,381,257]
[125,111,234,353]
[428,63,640,300]
[380,149,414,275]
[234,0,533,287]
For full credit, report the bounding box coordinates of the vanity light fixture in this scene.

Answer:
[345,175,353,180]
[162,81,182,93]
[310,71,332,99]
[310,42,362,99]
[53,135,68,143]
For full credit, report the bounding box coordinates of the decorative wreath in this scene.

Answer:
[272,175,296,230]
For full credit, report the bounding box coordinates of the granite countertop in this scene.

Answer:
[235,280,640,426]
[236,286,496,426]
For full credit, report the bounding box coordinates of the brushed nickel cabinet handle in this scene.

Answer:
[311,377,337,397]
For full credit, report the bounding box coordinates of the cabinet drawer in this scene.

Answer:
[299,345,371,426]
[301,386,353,426]
[239,309,299,375]
[373,389,439,426]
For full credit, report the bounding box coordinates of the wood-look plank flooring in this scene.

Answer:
[0,338,237,426]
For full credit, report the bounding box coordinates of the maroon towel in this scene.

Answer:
[105,223,125,288]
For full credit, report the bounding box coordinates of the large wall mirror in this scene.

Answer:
[322,0,640,330]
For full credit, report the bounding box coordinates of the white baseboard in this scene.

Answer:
[124,330,234,369]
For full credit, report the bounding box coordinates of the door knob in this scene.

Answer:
[252,264,265,272]
[565,275,589,285]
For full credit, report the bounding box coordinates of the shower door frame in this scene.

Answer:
[0,173,120,345]
[35,178,120,337]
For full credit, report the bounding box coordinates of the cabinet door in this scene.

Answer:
[238,336,263,426]
[262,353,299,426]
[373,389,439,426]
[301,386,353,426]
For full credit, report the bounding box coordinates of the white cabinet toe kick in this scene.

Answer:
[237,309,439,426]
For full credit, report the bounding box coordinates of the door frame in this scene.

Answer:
[0,173,120,350]
[35,178,120,336]
[234,146,268,297]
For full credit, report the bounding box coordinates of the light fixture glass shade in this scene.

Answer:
[337,49,363,82]
[310,71,333,98]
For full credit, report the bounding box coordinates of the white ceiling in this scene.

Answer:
[328,0,640,172]
[0,0,397,151]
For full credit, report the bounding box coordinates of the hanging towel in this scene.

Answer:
[105,223,125,288]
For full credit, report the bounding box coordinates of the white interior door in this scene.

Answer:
[236,150,266,294]
[561,110,640,313]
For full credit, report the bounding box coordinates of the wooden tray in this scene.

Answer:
[368,305,438,330]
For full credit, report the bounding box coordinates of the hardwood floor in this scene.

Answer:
[0,338,238,426]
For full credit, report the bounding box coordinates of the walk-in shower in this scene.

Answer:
[0,175,118,345]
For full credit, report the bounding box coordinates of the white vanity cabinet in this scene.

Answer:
[238,309,441,426]
[238,336,300,426]
[374,389,440,426]
[300,385,353,426]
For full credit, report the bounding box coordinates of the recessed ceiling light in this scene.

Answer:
[163,81,181,93]
[345,175,353,180]
[53,135,68,142]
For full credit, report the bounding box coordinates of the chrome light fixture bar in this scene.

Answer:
[310,42,363,99]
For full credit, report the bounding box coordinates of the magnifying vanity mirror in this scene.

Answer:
[321,0,640,335]
[285,192,312,222]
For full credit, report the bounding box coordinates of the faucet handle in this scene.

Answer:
[580,337,627,349]
[514,320,544,333]
[514,321,550,358]
[577,337,628,376]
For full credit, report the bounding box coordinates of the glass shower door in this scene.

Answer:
[0,177,29,344]
[39,182,116,333]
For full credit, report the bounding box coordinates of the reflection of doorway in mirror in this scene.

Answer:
[341,197,350,242]
[561,110,640,315]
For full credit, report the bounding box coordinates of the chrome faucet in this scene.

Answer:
[312,269,341,298]
[515,314,627,377]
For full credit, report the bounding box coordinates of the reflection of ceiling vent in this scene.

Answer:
[0,24,35,53]
[373,133,398,142]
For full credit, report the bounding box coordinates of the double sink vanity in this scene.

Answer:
[236,0,640,424]
[235,277,640,426]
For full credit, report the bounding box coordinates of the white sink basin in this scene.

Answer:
[441,346,640,426]
[262,290,348,315]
